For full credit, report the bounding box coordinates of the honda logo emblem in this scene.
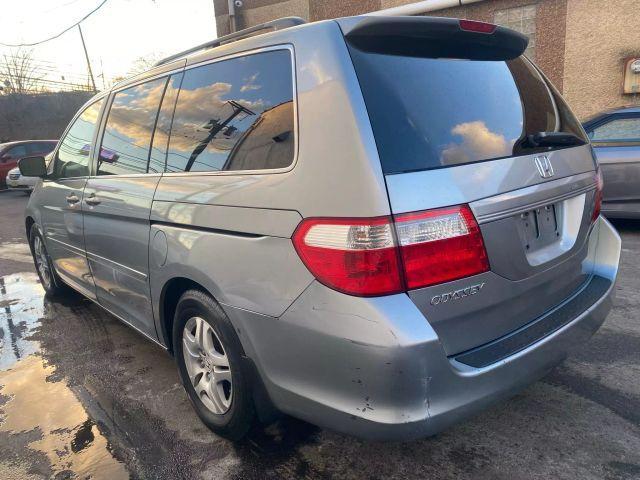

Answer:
[534,155,554,179]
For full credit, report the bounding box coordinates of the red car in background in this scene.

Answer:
[0,140,58,189]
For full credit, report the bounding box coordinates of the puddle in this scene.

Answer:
[0,272,130,479]
[0,273,44,371]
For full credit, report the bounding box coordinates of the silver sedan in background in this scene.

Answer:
[584,106,640,219]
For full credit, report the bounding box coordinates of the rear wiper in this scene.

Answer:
[526,131,586,148]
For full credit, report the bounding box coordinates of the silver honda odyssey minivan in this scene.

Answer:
[21,15,621,440]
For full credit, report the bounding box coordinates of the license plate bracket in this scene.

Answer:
[519,204,560,252]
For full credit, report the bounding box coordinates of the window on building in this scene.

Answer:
[98,77,167,175]
[165,49,295,173]
[494,5,537,60]
[589,117,640,142]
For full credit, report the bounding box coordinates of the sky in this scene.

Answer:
[0,0,217,90]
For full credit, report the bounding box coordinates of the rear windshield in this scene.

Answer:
[348,49,586,174]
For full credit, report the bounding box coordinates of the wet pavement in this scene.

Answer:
[1,189,640,479]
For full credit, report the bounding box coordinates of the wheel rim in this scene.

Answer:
[182,316,232,414]
[33,236,52,290]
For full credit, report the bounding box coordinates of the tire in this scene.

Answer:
[29,224,70,297]
[173,289,255,440]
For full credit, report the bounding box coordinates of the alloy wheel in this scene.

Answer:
[182,316,232,414]
[33,236,52,290]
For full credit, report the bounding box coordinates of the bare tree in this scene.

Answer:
[126,53,163,76]
[0,49,43,94]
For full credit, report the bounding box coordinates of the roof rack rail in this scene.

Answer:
[155,17,306,67]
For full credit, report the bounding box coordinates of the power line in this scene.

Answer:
[0,0,110,47]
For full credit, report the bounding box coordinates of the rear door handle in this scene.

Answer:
[65,193,80,205]
[85,194,101,206]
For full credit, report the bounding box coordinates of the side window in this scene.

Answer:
[29,142,56,154]
[98,77,167,175]
[166,49,295,173]
[5,144,28,158]
[590,117,640,142]
[149,73,183,173]
[54,99,104,178]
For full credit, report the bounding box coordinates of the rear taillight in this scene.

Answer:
[592,168,603,223]
[292,205,489,297]
[395,205,490,289]
[459,19,497,34]
[292,217,403,296]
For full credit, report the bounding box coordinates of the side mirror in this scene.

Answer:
[19,155,48,177]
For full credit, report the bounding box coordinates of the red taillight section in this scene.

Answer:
[292,217,404,296]
[292,205,489,297]
[395,205,489,289]
[592,168,603,223]
[459,19,497,34]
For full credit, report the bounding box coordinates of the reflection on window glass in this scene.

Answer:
[98,77,167,175]
[348,48,587,174]
[55,99,104,178]
[149,73,183,173]
[590,118,640,142]
[166,49,294,173]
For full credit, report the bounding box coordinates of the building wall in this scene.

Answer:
[414,0,568,92]
[563,0,640,119]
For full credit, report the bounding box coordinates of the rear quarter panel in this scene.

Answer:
[150,21,393,345]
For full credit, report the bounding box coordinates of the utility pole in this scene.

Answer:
[77,24,97,92]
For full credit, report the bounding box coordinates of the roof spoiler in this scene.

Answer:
[338,16,528,61]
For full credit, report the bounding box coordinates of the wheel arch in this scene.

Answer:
[25,216,35,241]
[159,276,209,355]
[158,275,279,422]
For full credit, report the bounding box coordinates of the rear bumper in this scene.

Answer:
[227,216,620,440]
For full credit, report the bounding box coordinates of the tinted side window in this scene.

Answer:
[30,142,56,154]
[6,144,28,157]
[166,49,294,173]
[55,99,104,178]
[590,117,640,142]
[149,73,183,173]
[98,77,167,175]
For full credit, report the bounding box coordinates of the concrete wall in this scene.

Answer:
[563,0,640,119]
[0,92,92,142]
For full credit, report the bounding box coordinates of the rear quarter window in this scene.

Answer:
[165,49,295,173]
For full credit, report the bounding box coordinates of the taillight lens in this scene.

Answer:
[459,19,497,34]
[292,205,489,296]
[395,205,489,289]
[591,168,603,223]
[292,217,403,296]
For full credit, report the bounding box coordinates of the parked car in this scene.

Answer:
[583,106,640,219]
[6,154,53,192]
[0,140,57,189]
[21,16,620,441]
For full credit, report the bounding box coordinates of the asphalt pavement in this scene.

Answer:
[1,189,639,480]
